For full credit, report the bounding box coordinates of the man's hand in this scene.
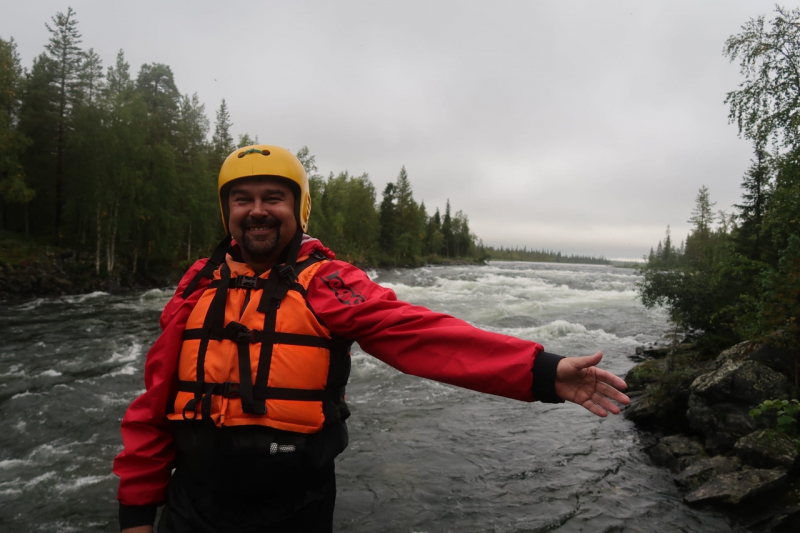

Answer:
[554,351,629,417]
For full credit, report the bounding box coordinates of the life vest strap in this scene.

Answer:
[177,380,333,402]
[182,325,342,349]
[181,235,232,299]
[208,275,306,293]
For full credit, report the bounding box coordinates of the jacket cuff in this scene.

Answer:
[119,503,158,530]
[532,351,565,403]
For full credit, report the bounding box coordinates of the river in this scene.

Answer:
[0,261,747,532]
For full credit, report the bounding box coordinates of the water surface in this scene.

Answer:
[0,262,745,532]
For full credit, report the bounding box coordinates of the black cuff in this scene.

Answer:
[119,503,158,530]
[531,351,565,403]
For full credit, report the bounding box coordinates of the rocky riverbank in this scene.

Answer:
[0,250,176,299]
[624,340,800,531]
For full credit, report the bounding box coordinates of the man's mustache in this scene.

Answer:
[242,216,281,229]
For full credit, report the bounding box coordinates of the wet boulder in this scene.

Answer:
[673,456,741,491]
[624,390,690,432]
[624,358,667,392]
[734,430,800,471]
[714,341,756,368]
[684,467,788,505]
[645,435,704,472]
[661,435,704,460]
[686,395,759,453]
[690,359,792,406]
[646,441,679,471]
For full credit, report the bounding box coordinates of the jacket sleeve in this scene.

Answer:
[113,260,210,528]
[307,260,563,403]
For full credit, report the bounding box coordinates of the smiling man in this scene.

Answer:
[227,177,297,273]
[113,145,629,533]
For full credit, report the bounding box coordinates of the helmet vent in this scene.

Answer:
[237,148,271,158]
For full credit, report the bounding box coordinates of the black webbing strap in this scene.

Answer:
[208,276,306,294]
[251,271,284,415]
[177,380,330,402]
[184,261,231,423]
[247,230,305,414]
[181,235,232,299]
[182,326,341,349]
[206,248,327,293]
[236,325,260,414]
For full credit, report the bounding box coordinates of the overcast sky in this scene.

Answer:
[2,1,787,260]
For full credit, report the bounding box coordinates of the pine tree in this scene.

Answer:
[663,226,673,265]
[0,37,34,230]
[212,99,234,166]
[685,185,716,267]
[442,199,453,257]
[45,7,82,241]
[17,53,58,235]
[378,182,396,261]
[734,143,772,261]
[393,166,422,262]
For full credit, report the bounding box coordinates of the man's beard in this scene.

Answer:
[238,216,282,261]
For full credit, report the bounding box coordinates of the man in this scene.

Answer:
[114,145,629,533]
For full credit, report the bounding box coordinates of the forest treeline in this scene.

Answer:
[482,246,610,265]
[0,8,490,276]
[638,5,800,354]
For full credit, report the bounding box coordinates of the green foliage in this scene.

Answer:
[640,5,800,379]
[750,399,800,436]
[724,6,800,149]
[0,37,34,218]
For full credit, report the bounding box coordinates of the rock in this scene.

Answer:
[690,359,792,405]
[646,442,679,472]
[643,346,671,358]
[625,359,668,392]
[624,389,689,432]
[734,430,800,471]
[687,395,759,453]
[660,434,705,458]
[684,467,787,505]
[715,341,756,368]
[673,456,741,491]
[749,505,800,532]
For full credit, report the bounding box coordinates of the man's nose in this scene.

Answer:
[250,200,269,217]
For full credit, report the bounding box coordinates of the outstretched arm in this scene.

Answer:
[554,352,629,417]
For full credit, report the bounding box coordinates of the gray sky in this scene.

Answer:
[2,1,785,260]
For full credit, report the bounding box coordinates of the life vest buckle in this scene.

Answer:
[221,381,240,398]
[278,265,297,283]
[236,327,254,343]
[236,275,258,289]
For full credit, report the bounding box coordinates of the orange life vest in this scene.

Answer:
[167,251,351,434]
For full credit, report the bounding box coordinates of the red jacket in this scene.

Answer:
[114,237,549,510]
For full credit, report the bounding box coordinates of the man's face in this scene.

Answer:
[227,177,297,269]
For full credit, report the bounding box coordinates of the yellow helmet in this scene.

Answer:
[218,145,311,233]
